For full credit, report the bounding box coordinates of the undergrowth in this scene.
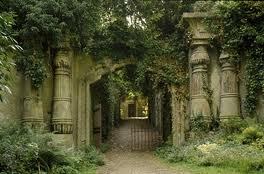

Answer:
[155,119,264,173]
[0,119,104,174]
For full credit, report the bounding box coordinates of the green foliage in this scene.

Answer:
[15,50,46,88]
[155,145,184,163]
[99,143,110,153]
[0,119,104,174]
[51,165,78,174]
[0,12,21,101]
[0,120,52,173]
[190,113,209,133]
[221,119,248,134]
[80,145,104,166]
[1,0,102,88]
[199,1,264,115]
[1,0,195,89]
[240,126,264,145]
[155,122,264,173]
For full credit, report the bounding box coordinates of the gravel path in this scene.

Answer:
[96,120,189,174]
[96,151,188,174]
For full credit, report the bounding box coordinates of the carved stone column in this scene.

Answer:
[190,43,211,119]
[23,78,44,127]
[219,51,240,120]
[52,47,73,134]
[183,12,212,120]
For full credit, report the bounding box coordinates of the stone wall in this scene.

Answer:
[0,12,263,147]
[0,68,23,120]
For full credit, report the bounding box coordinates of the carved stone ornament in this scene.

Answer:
[219,50,240,120]
[190,45,210,66]
[52,48,73,134]
[54,50,71,70]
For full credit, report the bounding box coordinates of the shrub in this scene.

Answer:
[155,145,184,163]
[0,120,104,173]
[51,165,78,174]
[240,126,264,144]
[155,123,264,173]
[0,121,42,173]
[81,145,105,166]
[99,143,110,153]
[190,113,209,133]
[220,119,248,134]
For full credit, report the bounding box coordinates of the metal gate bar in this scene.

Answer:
[131,119,162,151]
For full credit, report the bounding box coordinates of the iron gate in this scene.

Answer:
[130,119,162,151]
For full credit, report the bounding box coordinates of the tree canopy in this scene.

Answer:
[0,12,21,101]
[0,0,263,114]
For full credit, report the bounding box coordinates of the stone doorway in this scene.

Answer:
[93,104,102,147]
[128,103,136,117]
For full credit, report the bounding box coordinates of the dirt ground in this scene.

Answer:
[96,120,188,174]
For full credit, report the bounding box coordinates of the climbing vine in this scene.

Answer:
[1,0,197,92]
[195,1,264,115]
[1,0,102,87]
[15,50,46,88]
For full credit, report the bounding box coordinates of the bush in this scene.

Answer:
[240,126,264,144]
[51,166,78,174]
[221,119,248,134]
[155,123,264,173]
[155,145,184,163]
[99,143,110,153]
[190,113,209,133]
[0,120,104,174]
[81,145,105,166]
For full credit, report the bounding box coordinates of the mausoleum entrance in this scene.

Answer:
[87,65,166,150]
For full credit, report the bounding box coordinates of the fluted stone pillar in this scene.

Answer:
[219,51,240,120]
[52,48,73,135]
[190,43,211,119]
[23,78,44,127]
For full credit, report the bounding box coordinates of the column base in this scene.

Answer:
[220,115,241,122]
[53,134,74,148]
[22,118,45,129]
[52,118,73,134]
[191,97,210,118]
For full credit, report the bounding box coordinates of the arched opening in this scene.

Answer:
[86,64,171,151]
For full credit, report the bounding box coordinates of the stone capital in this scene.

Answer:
[54,50,72,70]
[190,45,210,66]
[219,51,236,73]
[183,12,212,42]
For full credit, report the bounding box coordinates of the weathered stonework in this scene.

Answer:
[2,12,263,148]
[183,13,211,120]
[219,51,240,120]
[170,86,185,146]
[22,78,44,127]
[52,47,73,134]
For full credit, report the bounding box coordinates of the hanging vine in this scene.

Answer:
[194,1,264,115]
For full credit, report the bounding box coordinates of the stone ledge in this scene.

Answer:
[183,12,211,19]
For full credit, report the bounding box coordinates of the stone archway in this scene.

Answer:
[76,58,136,146]
[20,12,243,147]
